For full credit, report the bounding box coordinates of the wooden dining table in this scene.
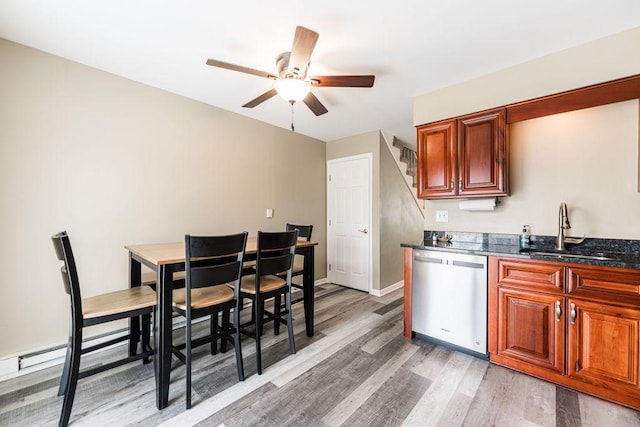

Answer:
[125,236,317,410]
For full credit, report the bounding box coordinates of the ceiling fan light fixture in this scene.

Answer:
[274,78,311,103]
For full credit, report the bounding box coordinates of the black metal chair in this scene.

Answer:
[238,230,298,375]
[284,223,313,304]
[171,232,247,409]
[272,224,313,334]
[51,231,156,427]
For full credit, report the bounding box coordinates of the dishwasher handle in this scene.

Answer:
[413,254,444,264]
[451,260,485,269]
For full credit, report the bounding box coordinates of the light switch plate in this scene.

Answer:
[266,208,273,218]
[435,210,448,222]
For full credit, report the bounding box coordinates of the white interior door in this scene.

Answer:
[327,154,372,292]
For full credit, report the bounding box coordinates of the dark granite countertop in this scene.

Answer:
[401,231,640,269]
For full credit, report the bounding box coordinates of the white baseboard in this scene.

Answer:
[370,280,404,297]
[0,356,19,379]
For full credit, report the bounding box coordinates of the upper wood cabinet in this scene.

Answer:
[415,119,457,198]
[416,108,509,199]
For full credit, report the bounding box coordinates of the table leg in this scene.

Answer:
[155,264,173,409]
[302,246,315,337]
[129,259,141,356]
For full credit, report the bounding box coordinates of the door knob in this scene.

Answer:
[358,228,369,234]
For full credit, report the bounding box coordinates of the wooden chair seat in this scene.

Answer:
[82,286,157,319]
[172,285,234,310]
[239,275,286,294]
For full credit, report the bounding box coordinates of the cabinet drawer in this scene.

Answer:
[498,258,564,294]
[567,264,640,306]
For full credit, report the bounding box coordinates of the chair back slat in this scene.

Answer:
[286,224,313,241]
[259,254,292,276]
[188,233,247,258]
[51,232,81,297]
[51,231,83,320]
[256,230,298,277]
[189,262,241,289]
[185,232,248,292]
[257,231,299,251]
[60,266,71,295]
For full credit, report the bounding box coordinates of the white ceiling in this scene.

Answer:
[2,1,640,147]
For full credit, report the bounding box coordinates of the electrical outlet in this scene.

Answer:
[435,210,449,222]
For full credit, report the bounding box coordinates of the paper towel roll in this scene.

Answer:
[458,197,497,211]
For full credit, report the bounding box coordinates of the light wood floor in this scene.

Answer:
[1,283,639,426]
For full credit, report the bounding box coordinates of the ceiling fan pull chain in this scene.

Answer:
[290,100,295,132]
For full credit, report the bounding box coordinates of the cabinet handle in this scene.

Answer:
[451,179,454,190]
[570,302,576,325]
[555,301,561,322]
[575,361,581,372]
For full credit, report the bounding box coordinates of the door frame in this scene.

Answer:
[326,153,373,293]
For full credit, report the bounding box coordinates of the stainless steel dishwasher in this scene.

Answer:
[411,249,488,358]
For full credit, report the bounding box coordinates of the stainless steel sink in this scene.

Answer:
[529,250,615,261]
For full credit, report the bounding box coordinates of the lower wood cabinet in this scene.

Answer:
[495,287,564,374]
[488,256,640,409]
[567,297,640,394]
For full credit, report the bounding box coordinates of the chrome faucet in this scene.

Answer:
[557,202,571,250]
[556,202,585,249]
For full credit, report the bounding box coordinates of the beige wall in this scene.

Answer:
[379,136,423,288]
[414,27,640,240]
[0,39,327,357]
[414,26,640,125]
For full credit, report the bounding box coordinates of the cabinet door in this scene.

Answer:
[567,298,640,394]
[495,287,564,374]
[457,108,508,196]
[416,119,456,198]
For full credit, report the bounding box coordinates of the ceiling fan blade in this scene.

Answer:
[288,26,319,77]
[243,88,278,108]
[303,92,328,116]
[206,59,276,79]
[310,75,375,87]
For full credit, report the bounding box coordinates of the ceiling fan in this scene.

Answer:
[206,26,375,123]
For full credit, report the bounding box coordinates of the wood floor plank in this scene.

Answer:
[321,337,419,426]
[556,386,581,427]
[456,357,489,398]
[359,313,405,355]
[193,382,278,427]
[407,341,453,380]
[402,351,474,425]
[373,296,404,315]
[578,392,640,426]
[341,368,432,427]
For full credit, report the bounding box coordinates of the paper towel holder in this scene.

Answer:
[458,197,500,211]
